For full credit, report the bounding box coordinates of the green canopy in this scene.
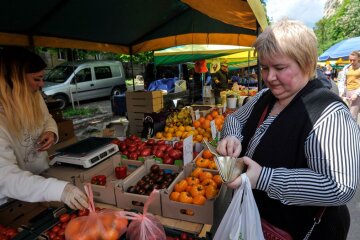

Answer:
[0,0,267,54]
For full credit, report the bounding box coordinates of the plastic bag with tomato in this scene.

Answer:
[65,183,128,240]
[119,189,166,240]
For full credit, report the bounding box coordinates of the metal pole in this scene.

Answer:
[130,50,135,91]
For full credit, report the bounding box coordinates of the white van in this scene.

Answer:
[43,60,126,108]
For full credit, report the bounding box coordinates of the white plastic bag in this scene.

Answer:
[214,174,264,240]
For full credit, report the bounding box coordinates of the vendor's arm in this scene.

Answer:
[256,102,360,206]
[0,137,68,205]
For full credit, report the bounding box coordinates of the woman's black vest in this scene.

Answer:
[240,80,349,239]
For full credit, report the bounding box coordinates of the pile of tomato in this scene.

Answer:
[45,209,89,240]
[0,224,18,240]
[169,167,223,205]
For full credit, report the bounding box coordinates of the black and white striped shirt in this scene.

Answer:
[221,88,360,206]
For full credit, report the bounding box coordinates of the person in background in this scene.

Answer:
[217,19,360,239]
[338,51,360,121]
[324,63,333,80]
[0,46,88,210]
[212,62,229,104]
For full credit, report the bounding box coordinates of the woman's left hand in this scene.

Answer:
[37,131,56,151]
[226,156,262,189]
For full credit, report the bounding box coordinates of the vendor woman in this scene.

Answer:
[0,46,88,210]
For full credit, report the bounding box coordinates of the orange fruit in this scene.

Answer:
[193,120,200,128]
[211,110,219,118]
[205,115,213,121]
[199,117,206,124]
[202,119,211,129]
[155,132,163,139]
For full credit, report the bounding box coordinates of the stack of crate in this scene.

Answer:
[126,91,163,136]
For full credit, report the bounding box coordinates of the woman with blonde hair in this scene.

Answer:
[217,19,359,239]
[0,46,88,209]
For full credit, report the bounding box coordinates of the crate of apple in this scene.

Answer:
[126,164,177,196]
[114,135,183,164]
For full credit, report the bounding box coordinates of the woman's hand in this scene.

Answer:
[216,136,242,157]
[37,131,56,151]
[226,156,262,189]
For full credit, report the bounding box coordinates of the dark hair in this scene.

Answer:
[1,46,46,88]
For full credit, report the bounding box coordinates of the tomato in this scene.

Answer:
[213,175,223,187]
[51,225,61,233]
[192,195,206,205]
[199,171,213,182]
[178,192,193,204]
[174,180,188,192]
[185,176,199,186]
[208,161,218,170]
[205,185,218,199]
[191,168,203,178]
[47,231,56,239]
[189,184,205,198]
[196,158,210,168]
[5,228,17,238]
[77,208,89,217]
[201,178,217,189]
[59,213,70,223]
[169,191,180,201]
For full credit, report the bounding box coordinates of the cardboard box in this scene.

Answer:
[126,91,163,113]
[75,154,143,205]
[115,159,180,215]
[161,164,225,224]
[56,119,75,143]
[42,153,142,206]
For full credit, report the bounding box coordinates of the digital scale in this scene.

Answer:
[49,137,119,168]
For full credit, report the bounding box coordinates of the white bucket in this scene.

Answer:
[227,97,237,109]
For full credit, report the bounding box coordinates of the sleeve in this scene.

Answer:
[39,97,59,143]
[220,89,267,141]
[256,102,360,206]
[0,133,68,204]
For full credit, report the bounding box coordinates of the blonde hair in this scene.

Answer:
[0,47,46,137]
[253,19,318,79]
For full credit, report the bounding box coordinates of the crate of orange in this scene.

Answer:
[161,163,226,224]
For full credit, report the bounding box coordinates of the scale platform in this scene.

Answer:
[49,137,119,168]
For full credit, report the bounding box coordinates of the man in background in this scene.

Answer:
[212,62,229,104]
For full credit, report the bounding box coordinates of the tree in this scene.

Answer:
[315,0,360,55]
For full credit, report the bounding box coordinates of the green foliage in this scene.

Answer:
[113,51,154,64]
[315,0,360,55]
[63,107,100,118]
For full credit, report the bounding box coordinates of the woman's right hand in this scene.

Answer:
[216,136,242,157]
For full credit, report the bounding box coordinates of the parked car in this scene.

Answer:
[43,60,127,109]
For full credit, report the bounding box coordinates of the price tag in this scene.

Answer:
[210,120,217,140]
[195,110,200,120]
[183,135,193,166]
